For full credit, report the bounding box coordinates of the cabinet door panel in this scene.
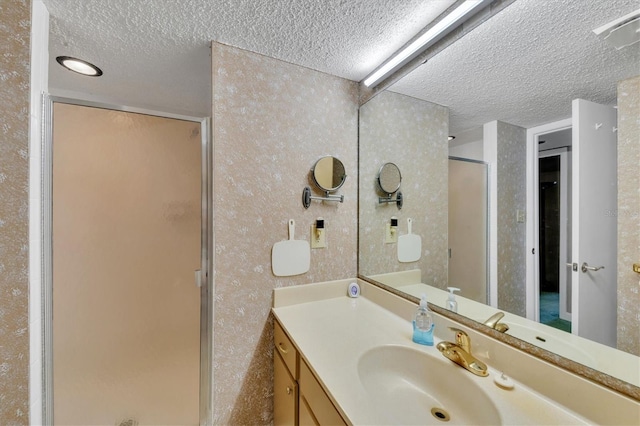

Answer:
[299,360,346,426]
[274,351,297,426]
[274,321,298,377]
[299,395,319,426]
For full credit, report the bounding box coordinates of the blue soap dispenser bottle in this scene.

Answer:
[412,294,435,346]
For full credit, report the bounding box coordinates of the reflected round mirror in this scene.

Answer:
[377,162,402,194]
[311,156,346,192]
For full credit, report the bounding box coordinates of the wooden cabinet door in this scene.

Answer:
[274,351,297,425]
[299,395,318,426]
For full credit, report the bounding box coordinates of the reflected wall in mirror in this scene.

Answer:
[359,91,448,285]
[358,0,640,390]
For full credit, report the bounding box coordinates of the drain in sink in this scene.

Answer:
[430,407,450,422]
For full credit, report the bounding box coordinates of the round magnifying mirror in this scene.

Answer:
[311,156,346,192]
[377,162,402,194]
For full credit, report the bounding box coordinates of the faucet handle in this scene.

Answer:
[484,311,505,328]
[449,327,471,352]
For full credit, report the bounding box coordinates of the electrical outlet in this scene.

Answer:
[311,224,326,248]
[385,223,398,243]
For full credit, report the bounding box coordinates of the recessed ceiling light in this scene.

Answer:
[56,56,103,77]
[448,136,456,141]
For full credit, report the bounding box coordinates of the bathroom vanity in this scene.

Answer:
[272,278,640,425]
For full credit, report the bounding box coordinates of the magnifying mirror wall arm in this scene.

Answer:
[302,186,344,209]
[379,191,403,209]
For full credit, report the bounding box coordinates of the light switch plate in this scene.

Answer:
[311,224,326,248]
[385,223,398,244]
[517,210,526,223]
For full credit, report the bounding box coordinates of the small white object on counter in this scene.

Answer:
[494,372,515,390]
[446,287,460,312]
[347,282,360,298]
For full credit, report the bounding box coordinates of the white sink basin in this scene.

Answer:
[357,345,502,425]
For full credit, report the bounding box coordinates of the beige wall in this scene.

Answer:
[496,121,527,316]
[617,75,640,356]
[358,91,449,286]
[0,0,31,424]
[211,42,358,423]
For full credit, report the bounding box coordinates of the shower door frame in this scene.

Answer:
[41,95,213,425]
[448,156,490,305]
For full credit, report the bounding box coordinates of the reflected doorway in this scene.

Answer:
[538,146,571,332]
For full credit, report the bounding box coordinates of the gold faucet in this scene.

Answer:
[483,312,510,333]
[437,328,489,377]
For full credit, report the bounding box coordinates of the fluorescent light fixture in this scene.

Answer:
[363,0,487,88]
[593,9,640,50]
[56,56,103,76]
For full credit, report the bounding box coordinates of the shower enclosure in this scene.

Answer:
[45,100,211,425]
[448,158,489,304]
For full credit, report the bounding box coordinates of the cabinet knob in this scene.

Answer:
[286,386,292,395]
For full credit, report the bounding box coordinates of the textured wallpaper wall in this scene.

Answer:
[496,121,527,316]
[211,42,358,423]
[617,75,640,356]
[358,91,449,287]
[0,0,31,424]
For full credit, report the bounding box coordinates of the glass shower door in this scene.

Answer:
[52,103,202,425]
[448,158,489,304]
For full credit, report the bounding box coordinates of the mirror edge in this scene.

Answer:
[358,274,640,401]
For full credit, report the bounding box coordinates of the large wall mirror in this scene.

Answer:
[358,0,640,394]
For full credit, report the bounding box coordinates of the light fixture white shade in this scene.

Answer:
[363,0,489,88]
[593,9,640,50]
[56,56,103,76]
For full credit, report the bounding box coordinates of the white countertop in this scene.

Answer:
[273,282,594,425]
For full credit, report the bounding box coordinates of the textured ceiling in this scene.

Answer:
[390,0,640,136]
[41,0,640,124]
[43,0,457,115]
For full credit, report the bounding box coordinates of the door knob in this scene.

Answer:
[581,262,604,273]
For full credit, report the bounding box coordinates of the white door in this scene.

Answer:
[571,99,617,347]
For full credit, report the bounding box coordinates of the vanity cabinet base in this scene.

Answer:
[274,319,347,425]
